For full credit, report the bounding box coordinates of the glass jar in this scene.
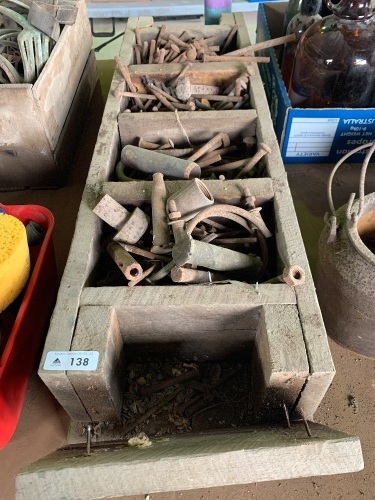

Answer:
[281,0,322,90]
[289,0,375,108]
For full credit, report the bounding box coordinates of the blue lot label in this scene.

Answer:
[43,351,99,370]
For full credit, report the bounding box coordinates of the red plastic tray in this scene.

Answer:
[0,203,58,449]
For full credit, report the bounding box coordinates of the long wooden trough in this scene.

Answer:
[16,14,363,498]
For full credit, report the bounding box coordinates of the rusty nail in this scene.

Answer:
[117,242,171,262]
[170,61,193,88]
[300,409,312,438]
[235,143,271,178]
[148,85,176,111]
[114,56,145,111]
[175,76,220,101]
[167,33,190,48]
[198,153,221,169]
[157,47,166,63]
[134,44,142,65]
[225,33,296,57]
[235,78,242,97]
[138,138,160,149]
[142,40,149,62]
[283,402,291,428]
[192,94,243,102]
[148,83,179,103]
[155,24,167,48]
[186,44,197,61]
[114,88,157,101]
[188,133,230,163]
[203,54,270,63]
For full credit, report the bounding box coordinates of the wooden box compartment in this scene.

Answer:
[115,108,263,180]
[123,19,240,65]
[25,15,363,497]
[0,0,97,189]
[118,63,252,113]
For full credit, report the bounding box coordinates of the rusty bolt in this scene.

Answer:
[236,142,271,178]
[175,76,220,102]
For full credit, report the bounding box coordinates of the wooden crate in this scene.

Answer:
[0,0,97,189]
[18,14,363,495]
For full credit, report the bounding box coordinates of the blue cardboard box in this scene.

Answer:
[256,2,375,163]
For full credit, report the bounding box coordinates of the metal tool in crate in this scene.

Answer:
[0,0,78,83]
[316,141,375,358]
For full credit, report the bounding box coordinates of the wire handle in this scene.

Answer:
[327,141,375,223]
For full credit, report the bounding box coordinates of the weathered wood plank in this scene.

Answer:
[118,109,257,150]
[252,304,309,420]
[272,181,335,419]
[16,423,363,499]
[0,85,55,186]
[33,0,92,148]
[54,50,99,184]
[79,285,297,363]
[86,17,140,186]
[67,306,124,422]
[128,62,253,92]
[81,283,296,307]
[38,201,101,421]
[37,15,156,419]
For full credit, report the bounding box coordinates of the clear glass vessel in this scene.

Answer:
[289,0,375,108]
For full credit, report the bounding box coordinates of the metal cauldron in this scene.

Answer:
[316,142,375,359]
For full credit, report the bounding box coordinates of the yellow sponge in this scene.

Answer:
[0,214,30,312]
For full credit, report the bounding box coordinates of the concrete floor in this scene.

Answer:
[1,9,375,500]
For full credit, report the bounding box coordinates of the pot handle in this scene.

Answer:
[327,141,375,222]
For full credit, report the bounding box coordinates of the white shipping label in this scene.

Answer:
[43,351,99,371]
[285,117,340,158]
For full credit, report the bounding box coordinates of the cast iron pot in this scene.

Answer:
[316,142,375,359]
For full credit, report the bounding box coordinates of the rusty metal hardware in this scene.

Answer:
[121,145,201,180]
[93,194,149,245]
[151,172,171,252]
[172,231,262,272]
[166,178,214,221]
[106,241,143,281]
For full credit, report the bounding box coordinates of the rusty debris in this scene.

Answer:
[91,178,279,287]
[117,135,269,181]
[114,66,252,112]
[130,25,240,65]
[120,358,252,437]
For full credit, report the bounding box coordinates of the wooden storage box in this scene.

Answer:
[16,14,363,498]
[0,0,97,189]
